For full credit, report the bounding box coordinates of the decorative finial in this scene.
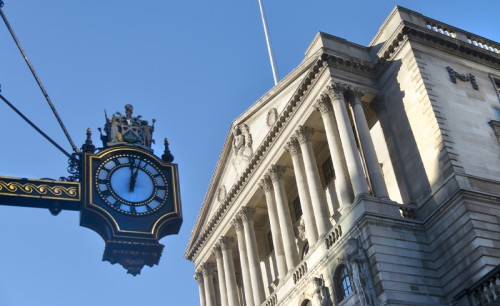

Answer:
[162,138,174,163]
[81,128,96,153]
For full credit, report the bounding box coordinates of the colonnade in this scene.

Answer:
[194,83,388,306]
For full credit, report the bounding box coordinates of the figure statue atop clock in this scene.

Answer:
[100,104,155,150]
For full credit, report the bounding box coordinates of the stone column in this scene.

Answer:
[268,165,299,271]
[201,263,217,306]
[232,218,254,306]
[295,126,331,238]
[285,138,318,245]
[349,89,389,199]
[239,207,265,305]
[371,99,412,203]
[220,237,239,306]
[212,244,228,306]
[258,176,287,280]
[315,94,354,206]
[195,271,206,306]
[327,83,370,198]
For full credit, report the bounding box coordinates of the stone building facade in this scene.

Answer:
[185,6,500,306]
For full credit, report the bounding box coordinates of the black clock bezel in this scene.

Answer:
[95,153,169,216]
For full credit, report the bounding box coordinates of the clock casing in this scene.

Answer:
[80,145,182,274]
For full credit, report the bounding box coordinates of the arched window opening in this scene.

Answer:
[301,299,312,306]
[335,265,353,301]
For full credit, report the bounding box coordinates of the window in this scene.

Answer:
[494,77,500,98]
[335,265,353,301]
[322,157,335,184]
[301,242,309,260]
[300,300,312,306]
[267,231,274,252]
[293,197,302,221]
[301,300,312,306]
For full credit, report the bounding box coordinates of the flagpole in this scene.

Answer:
[257,0,279,85]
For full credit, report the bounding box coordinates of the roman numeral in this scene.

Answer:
[154,196,163,202]
[130,205,136,214]
[156,185,166,191]
[97,179,108,184]
[114,158,121,166]
[101,189,112,197]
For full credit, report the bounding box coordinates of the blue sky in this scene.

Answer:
[0,1,498,305]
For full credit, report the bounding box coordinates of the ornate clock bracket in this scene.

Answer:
[0,107,182,276]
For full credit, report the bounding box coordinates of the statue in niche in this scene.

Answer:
[311,276,333,306]
[344,238,378,306]
[231,123,253,175]
[99,104,156,150]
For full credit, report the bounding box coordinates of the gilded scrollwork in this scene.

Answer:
[0,180,78,198]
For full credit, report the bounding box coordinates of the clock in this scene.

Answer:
[81,144,182,275]
[95,153,168,216]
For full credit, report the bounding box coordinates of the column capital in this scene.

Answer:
[239,206,256,222]
[348,87,364,107]
[194,270,204,283]
[258,175,274,192]
[201,262,216,277]
[326,83,348,100]
[296,125,315,144]
[212,244,223,259]
[268,164,287,182]
[231,217,244,232]
[314,94,333,114]
[219,236,234,251]
[285,137,301,156]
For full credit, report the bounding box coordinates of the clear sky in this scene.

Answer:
[0,1,498,305]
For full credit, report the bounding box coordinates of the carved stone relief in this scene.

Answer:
[216,185,226,203]
[446,66,479,90]
[266,108,278,127]
[231,123,253,175]
[311,276,333,306]
[343,238,378,306]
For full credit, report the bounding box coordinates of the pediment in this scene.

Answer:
[185,53,327,260]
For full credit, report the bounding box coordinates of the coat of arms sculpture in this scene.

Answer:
[99,104,156,150]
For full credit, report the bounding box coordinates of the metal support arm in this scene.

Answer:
[0,176,81,215]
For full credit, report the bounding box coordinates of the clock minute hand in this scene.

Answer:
[129,161,141,192]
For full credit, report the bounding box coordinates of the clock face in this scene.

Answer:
[95,154,168,215]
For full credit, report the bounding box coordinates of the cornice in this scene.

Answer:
[184,56,328,261]
[376,24,500,72]
[321,52,376,78]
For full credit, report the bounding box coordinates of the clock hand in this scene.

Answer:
[129,160,142,192]
[129,158,137,192]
